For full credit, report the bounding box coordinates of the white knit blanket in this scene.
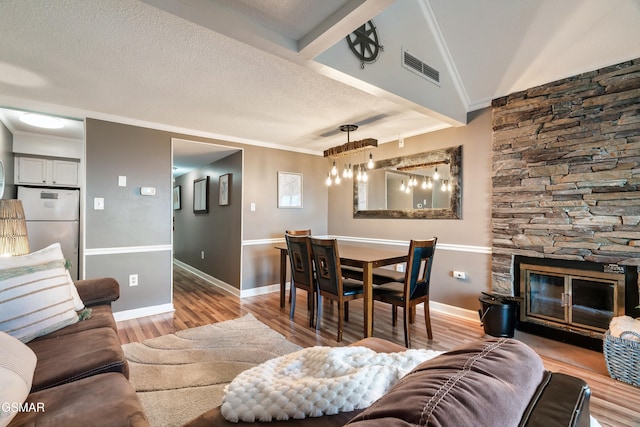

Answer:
[220,345,443,423]
[610,315,640,341]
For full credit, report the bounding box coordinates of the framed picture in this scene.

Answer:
[219,173,230,206]
[193,176,209,213]
[173,185,181,210]
[277,171,303,208]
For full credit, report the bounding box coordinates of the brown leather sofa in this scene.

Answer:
[8,278,149,427]
[185,337,591,427]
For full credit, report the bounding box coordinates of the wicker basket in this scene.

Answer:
[603,330,640,387]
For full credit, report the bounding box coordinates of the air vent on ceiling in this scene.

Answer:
[402,49,440,85]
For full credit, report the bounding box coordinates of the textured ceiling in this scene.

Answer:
[0,0,639,166]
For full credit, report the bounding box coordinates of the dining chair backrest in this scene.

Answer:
[285,229,311,236]
[405,238,437,299]
[309,238,342,296]
[285,234,314,288]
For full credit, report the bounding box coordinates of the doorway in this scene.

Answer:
[172,138,243,290]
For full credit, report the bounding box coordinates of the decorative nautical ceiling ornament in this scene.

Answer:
[346,20,383,68]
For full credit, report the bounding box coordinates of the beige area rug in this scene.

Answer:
[122,314,302,427]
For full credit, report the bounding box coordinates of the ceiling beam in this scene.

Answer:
[297,0,395,59]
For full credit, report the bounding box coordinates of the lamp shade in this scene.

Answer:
[0,200,30,256]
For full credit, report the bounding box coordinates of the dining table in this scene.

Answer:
[275,241,408,338]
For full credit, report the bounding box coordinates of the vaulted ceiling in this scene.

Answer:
[0,0,639,155]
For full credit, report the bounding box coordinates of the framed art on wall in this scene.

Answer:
[219,173,230,206]
[193,176,209,213]
[277,171,302,208]
[173,185,181,210]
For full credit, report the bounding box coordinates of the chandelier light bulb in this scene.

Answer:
[334,174,341,184]
[347,164,353,178]
[433,167,440,180]
[331,160,338,176]
[441,180,447,191]
[326,173,332,186]
[422,177,427,189]
[428,177,433,189]
[400,180,405,191]
[367,153,374,169]
[447,181,452,191]
[342,164,349,178]
[362,171,368,182]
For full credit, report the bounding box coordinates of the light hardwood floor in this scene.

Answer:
[116,264,640,426]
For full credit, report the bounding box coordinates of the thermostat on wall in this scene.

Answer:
[140,187,156,196]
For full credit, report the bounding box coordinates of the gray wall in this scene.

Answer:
[0,121,15,199]
[241,146,328,291]
[328,108,493,311]
[174,151,242,288]
[85,119,173,312]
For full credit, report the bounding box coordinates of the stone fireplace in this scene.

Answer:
[490,58,640,345]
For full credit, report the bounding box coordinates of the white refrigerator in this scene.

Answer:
[17,186,80,280]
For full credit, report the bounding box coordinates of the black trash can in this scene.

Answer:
[478,293,518,338]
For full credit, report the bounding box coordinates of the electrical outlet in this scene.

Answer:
[129,274,138,287]
[395,264,405,272]
[94,197,104,210]
[453,271,466,280]
[201,251,205,260]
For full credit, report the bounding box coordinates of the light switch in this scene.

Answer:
[250,202,256,212]
[94,197,104,210]
[118,176,127,187]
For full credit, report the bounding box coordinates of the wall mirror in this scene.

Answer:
[353,145,462,219]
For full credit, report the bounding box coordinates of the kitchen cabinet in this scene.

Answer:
[15,156,80,187]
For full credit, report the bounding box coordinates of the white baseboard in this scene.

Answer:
[430,301,479,323]
[173,259,240,297]
[240,283,289,298]
[113,303,175,322]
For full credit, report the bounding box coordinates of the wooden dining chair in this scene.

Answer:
[310,238,364,342]
[284,233,315,327]
[284,229,311,303]
[285,229,311,236]
[372,238,437,348]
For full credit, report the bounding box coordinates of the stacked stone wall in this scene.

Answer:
[491,59,640,294]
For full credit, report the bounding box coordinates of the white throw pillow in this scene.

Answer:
[0,243,82,343]
[0,331,37,427]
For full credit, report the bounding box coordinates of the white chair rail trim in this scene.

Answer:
[85,244,173,255]
[242,236,491,255]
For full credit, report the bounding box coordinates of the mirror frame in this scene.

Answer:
[353,145,462,219]
[0,159,4,199]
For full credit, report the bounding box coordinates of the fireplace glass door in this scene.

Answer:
[527,272,566,322]
[571,278,615,330]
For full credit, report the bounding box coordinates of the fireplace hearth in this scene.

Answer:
[514,256,639,351]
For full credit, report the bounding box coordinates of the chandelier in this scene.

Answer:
[324,124,377,186]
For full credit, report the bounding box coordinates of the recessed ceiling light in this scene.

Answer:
[19,113,64,129]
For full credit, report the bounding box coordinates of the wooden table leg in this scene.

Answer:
[363,262,373,337]
[279,248,287,308]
